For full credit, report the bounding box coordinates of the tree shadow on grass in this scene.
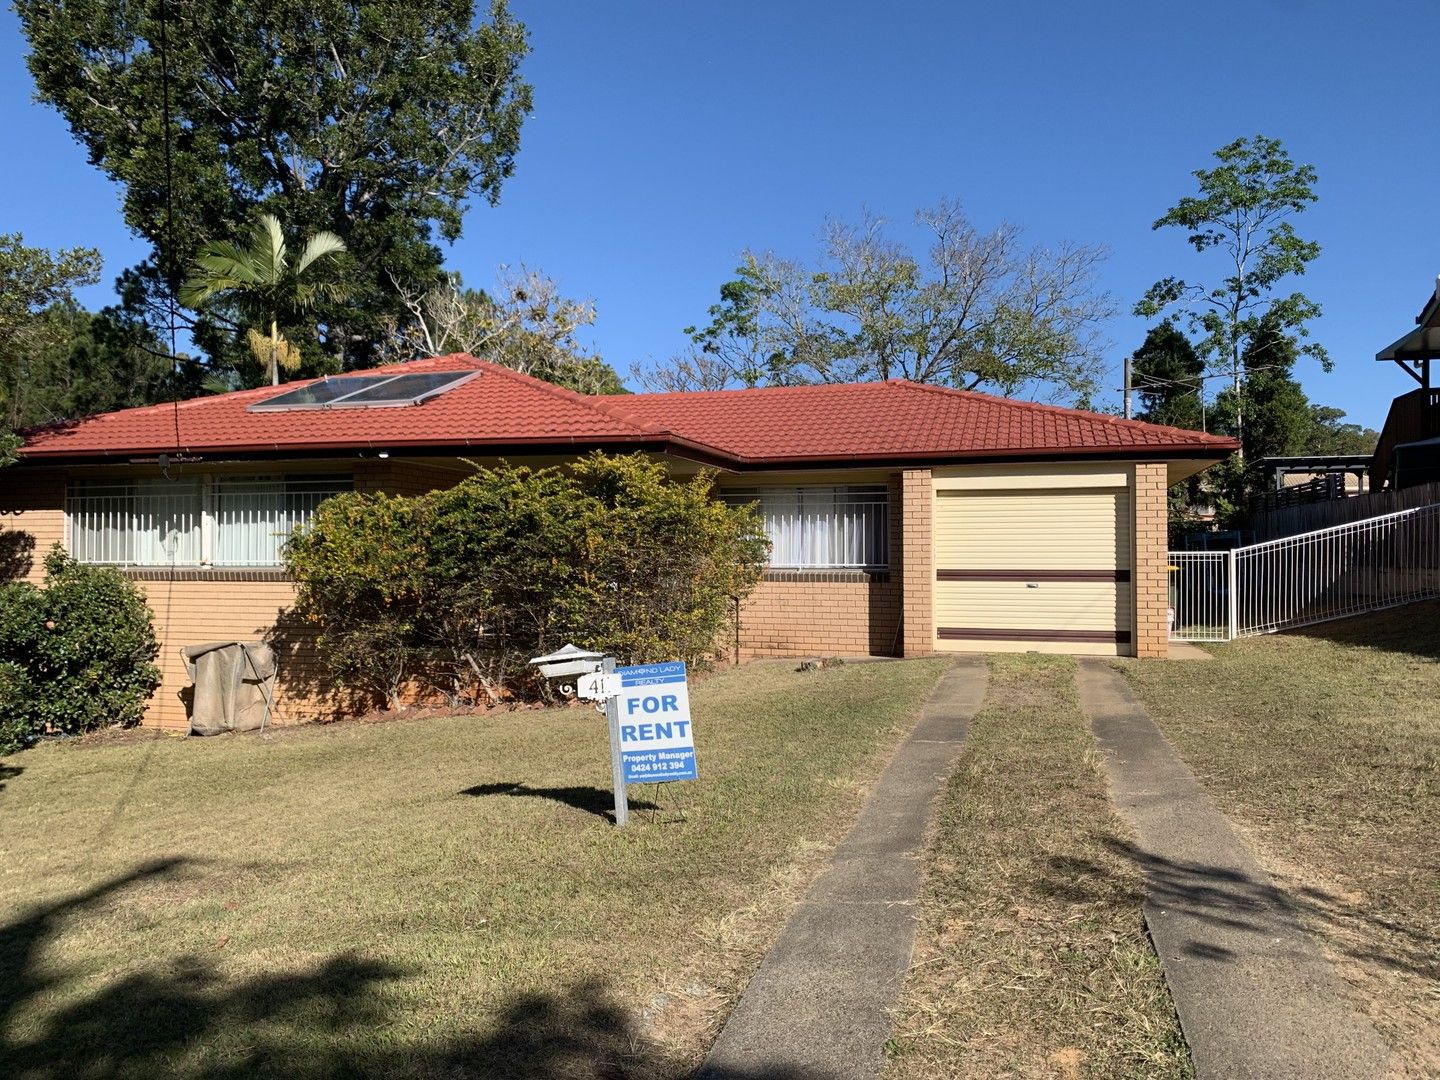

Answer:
[460,781,659,821]
[1279,598,1440,662]
[1,856,752,1079]
[0,763,21,792]
[1041,835,1440,982]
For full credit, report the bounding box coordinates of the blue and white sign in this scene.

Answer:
[615,661,697,783]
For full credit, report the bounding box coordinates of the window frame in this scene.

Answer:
[722,483,891,571]
[65,473,352,569]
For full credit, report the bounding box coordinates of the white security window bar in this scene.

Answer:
[68,477,203,567]
[723,485,889,569]
[66,474,352,568]
[213,475,352,567]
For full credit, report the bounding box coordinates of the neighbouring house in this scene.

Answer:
[1374,275,1440,489]
[1,354,1235,728]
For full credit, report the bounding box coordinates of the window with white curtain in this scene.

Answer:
[68,478,203,567]
[213,475,352,566]
[66,474,352,568]
[722,485,889,569]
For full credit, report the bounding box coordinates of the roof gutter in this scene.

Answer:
[15,430,1235,472]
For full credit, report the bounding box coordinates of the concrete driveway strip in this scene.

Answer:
[694,657,987,1080]
[1075,660,1390,1080]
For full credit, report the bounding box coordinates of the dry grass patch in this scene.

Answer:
[0,658,949,1080]
[1121,604,1440,1078]
[886,654,1191,1080]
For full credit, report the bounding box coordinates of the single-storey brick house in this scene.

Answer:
[2,354,1235,728]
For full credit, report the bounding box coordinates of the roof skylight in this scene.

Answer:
[250,371,478,412]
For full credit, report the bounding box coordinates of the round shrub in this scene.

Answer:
[0,546,161,752]
[285,452,769,709]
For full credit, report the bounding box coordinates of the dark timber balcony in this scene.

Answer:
[1371,387,1440,489]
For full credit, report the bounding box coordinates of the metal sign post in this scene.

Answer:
[601,656,629,827]
[529,645,697,829]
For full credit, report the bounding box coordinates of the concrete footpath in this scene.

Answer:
[1075,660,1390,1080]
[695,658,987,1080]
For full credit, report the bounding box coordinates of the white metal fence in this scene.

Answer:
[1170,502,1440,641]
[1168,551,1233,641]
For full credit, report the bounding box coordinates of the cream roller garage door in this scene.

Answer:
[934,488,1133,655]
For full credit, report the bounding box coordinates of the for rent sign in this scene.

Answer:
[615,661,697,783]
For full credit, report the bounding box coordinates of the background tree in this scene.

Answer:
[180,214,348,385]
[641,200,1114,402]
[0,236,102,463]
[1136,135,1329,454]
[12,302,182,426]
[17,0,532,370]
[388,267,625,394]
[1201,316,1370,523]
[1131,320,1204,430]
[1306,407,1379,456]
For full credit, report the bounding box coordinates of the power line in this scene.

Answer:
[158,0,182,456]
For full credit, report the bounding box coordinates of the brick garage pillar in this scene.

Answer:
[1132,462,1170,658]
[899,468,934,657]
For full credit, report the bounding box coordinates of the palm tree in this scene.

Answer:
[180,214,348,385]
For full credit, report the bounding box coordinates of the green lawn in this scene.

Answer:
[0,658,949,1080]
[1121,605,1440,1078]
[886,655,1191,1080]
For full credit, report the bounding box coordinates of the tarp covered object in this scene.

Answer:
[181,641,277,736]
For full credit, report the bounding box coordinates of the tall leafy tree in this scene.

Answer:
[0,235,102,463]
[180,214,348,385]
[1205,316,1319,521]
[17,0,532,368]
[12,303,183,427]
[1136,136,1329,454]
[644,200,1114,403]
[1131,320,1204,430]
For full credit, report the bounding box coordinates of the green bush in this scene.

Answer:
[0,547,161,752]
[285,453,768,709]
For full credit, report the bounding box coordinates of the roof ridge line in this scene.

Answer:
[453,355,741,461]
[889,379,1232,445]
[439,354,667,438]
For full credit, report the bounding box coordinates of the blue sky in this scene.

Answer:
[2,0,1435,428]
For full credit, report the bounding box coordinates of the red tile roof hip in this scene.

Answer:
[18,355,1237,465]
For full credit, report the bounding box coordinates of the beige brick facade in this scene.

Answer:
[3,454,1184,729]
[0,461,469,731]
[0,470,65,585]
[134,574,314,729]
[1132,462,1170,658]
[737,571,902,658]
[736,472,904,658]
[899,468,935,656]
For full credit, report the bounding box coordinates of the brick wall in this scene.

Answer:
[355,459,470,497]
[1132,462,1169,658]
[2,461,477,731]
[132,574,318,730]
[0,470,66,585]
[736,474,905,658]
[737,571,901,658]
[899,468,934,656]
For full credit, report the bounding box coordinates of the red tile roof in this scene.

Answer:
[596,380,1235,464]
[17,354,1235,467]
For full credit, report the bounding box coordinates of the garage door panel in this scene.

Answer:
[935,582,1131,630]
[933,486,1133,654]
[935,490,1130,570]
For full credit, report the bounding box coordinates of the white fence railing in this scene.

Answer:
[1170,502,1440,642]
[1168,551,1233,641]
